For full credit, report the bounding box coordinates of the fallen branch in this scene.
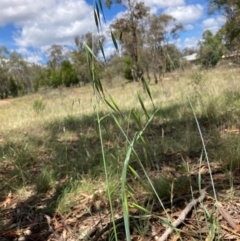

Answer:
[217,202,236,229]
[158,185,210,241]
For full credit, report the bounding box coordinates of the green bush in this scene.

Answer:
[61,60,79,87]
[50,69,62,88]
[198,30,224,68]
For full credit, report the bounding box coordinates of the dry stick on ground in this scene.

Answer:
[158,185,211,241]
[87,195,193,241]
[217,202,236,229]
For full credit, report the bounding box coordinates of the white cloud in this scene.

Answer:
[183,36,199,48]
[185,24,194,30]
[0,0,96,49]
[164,4,203,23]
[26,54,43,64]
[16,47,44,64]
[0,0,44,26]
[202,16,226,33]
[145,0,185,9]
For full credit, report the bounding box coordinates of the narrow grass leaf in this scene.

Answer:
[95,111,117,241]
[97,0,106,22]
[84,43,98,60]
[120,30,123,41]
[108,109,158,241]
[95,3,100,24]
[198,152,203,190]
[111,31,119,51]
[142,77,154,106]
[109,95,122,116]
[128,165,148,189]
[128,165,141,180]
[137,93,150,119]
[95,77,104,97]
[121,110,159,241]
[99,39,106,62]
[126,188,137,201]
[122,141,136,241]
[187,96,217,201]
[122,182,131,241]
[130,203,151,214]
[86,53,104,97]
[94,8,100,31]
[131,109,142,129]
[104,98,119,114]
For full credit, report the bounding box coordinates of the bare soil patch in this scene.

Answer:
[0,100,11,106]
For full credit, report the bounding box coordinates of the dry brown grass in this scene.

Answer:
[1,66,240,240]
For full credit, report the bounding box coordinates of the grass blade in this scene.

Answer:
[142,77,154,107]
[187,96,217,201]
[111,30,119,51]
[104,98,119,114]
[97,0,106,23]
[84,43,98,60]
[99,39,106,62]
[131,109,142,129]
[137,93,150,119]
[94,3,101,32]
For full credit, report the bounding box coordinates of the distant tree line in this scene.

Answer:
[0,32,106,99]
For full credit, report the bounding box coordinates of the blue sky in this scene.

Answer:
[0,0,225,63]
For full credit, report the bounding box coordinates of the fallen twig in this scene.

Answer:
[221,224,240,238]
[157,185,210,241]
[217,202,236,229]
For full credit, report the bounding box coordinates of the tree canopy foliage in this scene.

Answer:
[0,46,41,98]
[198,30,224,68]
[208,0,240,51]
[110,1,183,83]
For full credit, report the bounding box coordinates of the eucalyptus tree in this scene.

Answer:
[74,32,106,56]
[46,44,69,70]
[45,44,81,88]
[0,46,10,98]
[44,44,68,87]
[144,14,183,83]
[111,1,150,82]
[198,30,224,68]
[8,51,33,94]
[0,47,35,97]
[208,0,240,51]
[72,32,106,85]
[110,0,183,84]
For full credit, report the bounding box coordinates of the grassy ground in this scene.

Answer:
[1,66,240,240]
